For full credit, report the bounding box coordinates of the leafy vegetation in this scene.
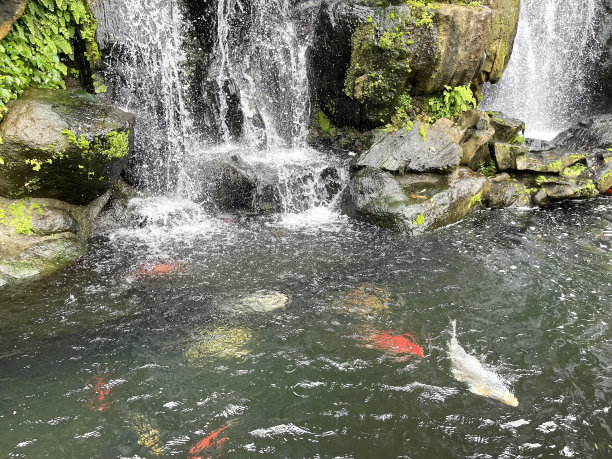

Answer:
[0,0,98,121]
[428,85,477,122]
[0,199,43,235]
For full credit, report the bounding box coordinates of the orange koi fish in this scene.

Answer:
[189,425,227,459]
[86,375,111,412]
[604,188,612,196]
[369,331,425,358]
[132,263,180,277]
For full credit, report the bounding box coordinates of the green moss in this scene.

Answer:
[0,200,44,235]
[563,163,587,178]
[467,192,482,210]
[413,213,425,225]
[419,124,426,141]
[317,111,331,133]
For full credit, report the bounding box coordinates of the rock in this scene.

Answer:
[236,290,291,313]
[185,326,255,363]
[551,114,612,151]
[214,155,282,214]
[0,192,110,286]
[312,1,520,129]
[0,89,134,205]
[457,110,495,170]
[478,0,521,83]
[515,149,587,174]
[353,119,463,174]
[485,173,534,208]
[488,111,525,143]
[341,166,487,234]
[492,142,528,170]
[0,0,27,40]
[589,150,612,192]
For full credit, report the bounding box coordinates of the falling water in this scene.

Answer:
[94,0,198,191]
[209,0,316,148]
[95,0,346,224]
[482,0,599,140]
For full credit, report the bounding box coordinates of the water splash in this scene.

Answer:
[482,0,599,140]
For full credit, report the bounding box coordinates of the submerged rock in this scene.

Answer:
[185,326,255,363]
[236,290,291,313]
[0,89,134,205]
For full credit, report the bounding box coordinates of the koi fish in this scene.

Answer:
[86,375,111,412]
[132,263,180,277]
[369,331,425,358]
[132,416,164,456]
[189,425,227,458]
[448,320,518,407]
[604,188,612,196]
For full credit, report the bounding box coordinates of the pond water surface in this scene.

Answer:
[1,197,611,457]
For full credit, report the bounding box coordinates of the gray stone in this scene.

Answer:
[353,119,463,174]
[0,0,27,40]
[341,166,486,234]
[492,142,528,170]
[489,112,526,143]
[552,114,612,151]
[515,149,587,173]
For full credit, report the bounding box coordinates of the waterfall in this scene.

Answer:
[95,0,198,191]
[94,0,346,224]
[208,0,315,148]
[482,0,600,140]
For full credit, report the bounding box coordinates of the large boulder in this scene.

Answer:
[0,0,27,40]
[352,119,463,173]
[0,192,110,286]
[341,166,487,234]
[0,89,134,205]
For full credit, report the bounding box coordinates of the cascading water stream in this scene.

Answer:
[210,0,315,148]
[94,0,347,231]
[482,0,599,140]
[95,0,198,191]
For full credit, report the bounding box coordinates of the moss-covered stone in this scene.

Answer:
[0,88,134,205]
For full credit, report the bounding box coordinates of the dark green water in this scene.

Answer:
[1,197,611,457]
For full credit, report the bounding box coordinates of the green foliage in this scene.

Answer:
[0,0,98,120]
[62,129,129,162]
[419,123,426,141]
[477,159,497,177]
[413,213,425,225]
[509,134,525,144]
[0,200,43,235]
[428,85,477,122]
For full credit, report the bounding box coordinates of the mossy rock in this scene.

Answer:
[0,193,109,286]
[0,89,134,205]
[185,326,255,364]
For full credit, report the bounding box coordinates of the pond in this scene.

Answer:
[1,196,611,457]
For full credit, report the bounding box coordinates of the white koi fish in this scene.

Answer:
[448,320,518,407]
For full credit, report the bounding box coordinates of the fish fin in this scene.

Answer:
[469,384,491,397]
